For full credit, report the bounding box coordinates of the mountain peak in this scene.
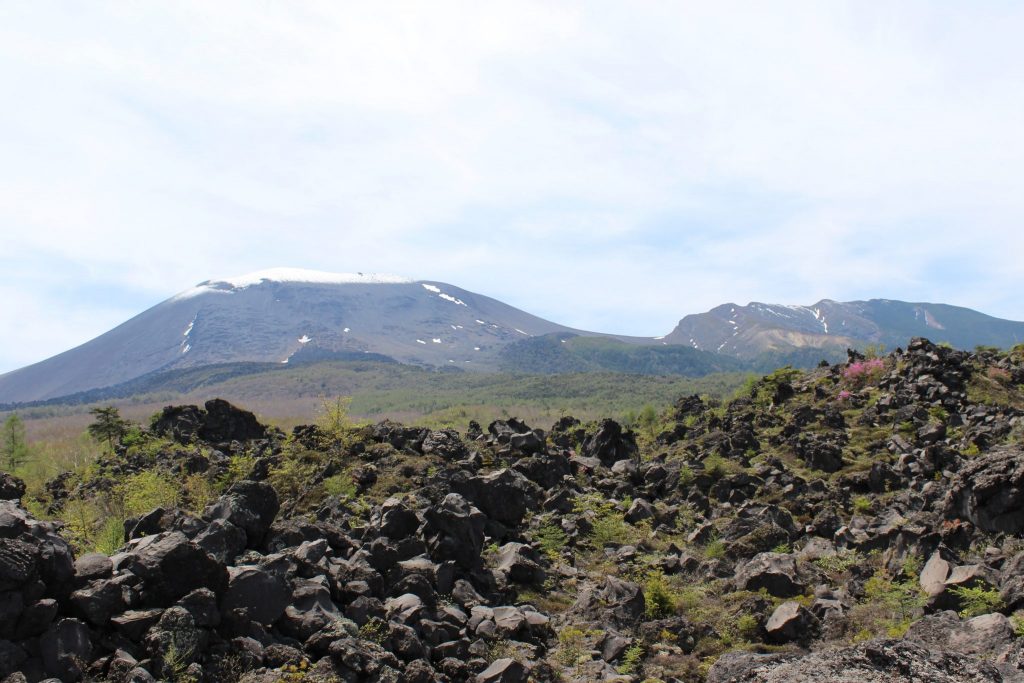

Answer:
[174,267,415,300]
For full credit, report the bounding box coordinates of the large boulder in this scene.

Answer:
[581,419,638,466]
[0,474,25,502]
[734,553,804,598]
[706,639,1003,682]
[420,494,486,570]
[495,543,546,585]
[512,453,571,489]
[117,531,227,605]
[221,566,291,626]
[905,611,1016,661]
[945,449,1024,534]
[40,618,92,681]
[151,400,267,444]
[570,576,646,628]
[764,601,819,644]
[795,434,844,473]
[0,501,74,592]
[198,399,267,442]
[204,480,280,548]
[0,538,37,590]
[451,469,539,527]
[144,606,206,673]
[150,405,206,443]
[376,498,420,540]
[279,580,348,641]
[420,429,468,460]
[476,657,527,683]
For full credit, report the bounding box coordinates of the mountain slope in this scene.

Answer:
[497,334,748,375]
[0,268,615,403]
[664,299,1024,360]
[3,268,1023,406]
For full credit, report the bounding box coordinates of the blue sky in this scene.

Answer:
[1,2,1023,374]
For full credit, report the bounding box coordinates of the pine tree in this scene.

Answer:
[1,414,29,471]
[87,406,130,452]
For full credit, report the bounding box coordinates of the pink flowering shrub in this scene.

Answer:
[837,390,853,401]
[842,358,886,388]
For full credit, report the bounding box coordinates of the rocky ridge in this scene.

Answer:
[2,338,1024,681]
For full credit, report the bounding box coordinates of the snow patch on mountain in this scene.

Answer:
[174,268,413,299]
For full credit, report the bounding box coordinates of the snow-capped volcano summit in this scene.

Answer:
[174,268,415,299]
[0,269,589,402]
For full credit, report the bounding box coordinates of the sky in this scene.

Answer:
[1,2,1023,374]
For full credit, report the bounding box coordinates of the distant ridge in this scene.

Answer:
[663,299,1024,360]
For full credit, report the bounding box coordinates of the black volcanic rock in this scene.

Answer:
[198,398,266,442]
[204,480,280,548]
[0,474,25,502]
[152,399,266,445]
[707,639,1004,682]
[945,448,1024,534]
[581,419,637,467]
[1,341,1023,681]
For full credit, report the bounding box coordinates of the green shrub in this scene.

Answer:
[556,626,603,666]
[703,454,734,480]
[119,426,148,449]
[183,473,215,513]
[852,496,872,514]
[218,453,256,491]
[815,550,862,574]
[678,465,695,488]
[1011,612,1024,637]
[951,585,1003,618]
[703,538,726,559]
[94,516,126,555]
[736,613,759,640]
[358,618,387,645]
[574,493,636,547]
[535,523,569,561]
[863,570,926,622]
[268,453,319,504]
[617,642,645,675]
[644,572,678,618]
[121,470,179,516]
[317,396,354,445]
[323,472,357,499]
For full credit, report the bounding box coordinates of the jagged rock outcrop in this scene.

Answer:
[707,639,1004,682]
[945,448,1024,534]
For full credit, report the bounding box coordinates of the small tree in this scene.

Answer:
[1,414,29,471]
[637,404,659,441]
[87,406,130,452]
[317,396,353,443]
